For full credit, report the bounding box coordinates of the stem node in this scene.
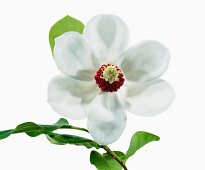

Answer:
[103,146,128,170]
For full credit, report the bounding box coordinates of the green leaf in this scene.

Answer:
[0,118,69,139]
[0,130,13,139]
[46,133,100,149]
[49,15,85,54]
[90,151,111,170]
[126,131,160,159]
[90,151,126,170]
[0,118,100,149]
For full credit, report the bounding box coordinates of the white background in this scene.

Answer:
[0,0,204,169]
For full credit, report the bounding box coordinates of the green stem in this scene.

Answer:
[63,125,128,169]
[61,125,89,133]
[103,146,128,170]
[8,124,128,169]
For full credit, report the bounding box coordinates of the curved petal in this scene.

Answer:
[87,93,127,145]
[47,75,99,120]
[83,14,129,63]
[125,80,175,116]
[54,32,97,80]
[120,40,170,82]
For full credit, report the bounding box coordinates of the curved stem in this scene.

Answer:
[103,146,128,170]
[12,124,128,169]
[64,126,128,169]
[62,125,89,133]
[3,123,128,169]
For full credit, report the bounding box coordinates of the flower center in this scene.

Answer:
[94,64,125,92]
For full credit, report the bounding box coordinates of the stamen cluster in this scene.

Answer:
[94,64,125,92]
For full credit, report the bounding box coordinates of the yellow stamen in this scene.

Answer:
[102,65,119,84]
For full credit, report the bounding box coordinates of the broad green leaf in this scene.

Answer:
[0,118,69,139]
[126,131,160,159]
[90,151,126,170]
[46,133,100,149]
[15,122,45,137]
[103,151,126,170]
[49,15,85,54]
[90,151,111,170]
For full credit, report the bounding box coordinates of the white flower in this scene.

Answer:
[47,14,175,145]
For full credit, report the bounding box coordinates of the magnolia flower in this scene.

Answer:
[48,14,175,145]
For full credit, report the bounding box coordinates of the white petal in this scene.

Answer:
[120,40,170,82]
[84,14,129,63]
[125,80,175,116]
[87,93,127,145]
[54,32,97,80]
[47,75,99,120]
